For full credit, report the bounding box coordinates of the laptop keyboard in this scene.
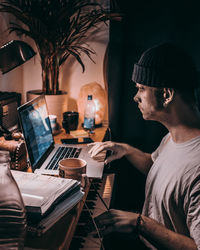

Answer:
[45,146,82,170]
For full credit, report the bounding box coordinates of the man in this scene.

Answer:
[89,43,200,249]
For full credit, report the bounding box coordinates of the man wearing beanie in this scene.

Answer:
[89,43,200,250]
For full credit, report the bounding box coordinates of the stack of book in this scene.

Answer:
[11,170,84,236]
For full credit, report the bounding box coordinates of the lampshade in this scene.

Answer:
[0,40,36,74]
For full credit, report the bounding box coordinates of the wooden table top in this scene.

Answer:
[54,126,108,144]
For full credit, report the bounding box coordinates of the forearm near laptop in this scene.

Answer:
[124,144,153,175]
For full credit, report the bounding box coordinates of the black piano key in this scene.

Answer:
[69,237,85,250]
[92,178,102,183]
[85,201,96,210]
[79,210,91,217]
[79,216,92,224]
[91,183,101,190]
[86,190,98,200]
[74,225,88,237]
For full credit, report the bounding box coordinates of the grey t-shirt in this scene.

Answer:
[142,133,200,249]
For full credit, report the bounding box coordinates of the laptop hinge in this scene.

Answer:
[32,143,55,172]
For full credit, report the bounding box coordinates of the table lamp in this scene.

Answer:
[0,40,36,137]
[0,40,36,74]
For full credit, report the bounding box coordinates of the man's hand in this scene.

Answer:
[94,209,138,238]
[94,209,198,250]
[88,141,129,164]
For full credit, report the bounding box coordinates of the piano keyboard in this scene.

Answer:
[69,173,115,250]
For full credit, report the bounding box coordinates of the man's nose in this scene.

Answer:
[133,93,139,103]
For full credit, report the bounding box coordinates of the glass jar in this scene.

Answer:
[0,150,26,249]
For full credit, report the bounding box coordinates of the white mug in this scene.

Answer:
[59,158,88,187]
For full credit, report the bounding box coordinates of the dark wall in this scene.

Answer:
[108,0,200,211]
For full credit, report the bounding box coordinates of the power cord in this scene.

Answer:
[84,202,106,250]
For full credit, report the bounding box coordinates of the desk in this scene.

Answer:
[24,126,109,250]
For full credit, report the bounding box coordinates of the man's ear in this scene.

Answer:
[163,88,175,107]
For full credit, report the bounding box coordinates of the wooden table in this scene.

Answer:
[24,126,108,250]
[53,126,108,144]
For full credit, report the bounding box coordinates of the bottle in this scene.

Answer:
[0,150,26,249]
[83,95,96,133]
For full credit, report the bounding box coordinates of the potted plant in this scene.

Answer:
[0,0,118,124]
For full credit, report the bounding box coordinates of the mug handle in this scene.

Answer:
[81,173,88,188]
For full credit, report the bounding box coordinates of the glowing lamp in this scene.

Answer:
[77,82,107,125]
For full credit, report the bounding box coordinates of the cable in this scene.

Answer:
[84,202,105,250]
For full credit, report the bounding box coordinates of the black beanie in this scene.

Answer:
[132,43,199,89]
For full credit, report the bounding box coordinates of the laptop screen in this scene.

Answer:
[18,95,54,169]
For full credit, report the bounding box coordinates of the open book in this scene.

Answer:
[11,170,82,220]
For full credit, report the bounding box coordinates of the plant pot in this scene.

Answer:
[27,90,68,126]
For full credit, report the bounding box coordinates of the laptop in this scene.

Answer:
[17,95,105,178]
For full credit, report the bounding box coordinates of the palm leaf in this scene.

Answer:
[0,0,122,93]
[67,48,85,72]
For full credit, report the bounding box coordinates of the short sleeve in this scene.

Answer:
[151,133,170,162]
[185,175,200,249]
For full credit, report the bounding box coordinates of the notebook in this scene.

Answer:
[17,95,105,178]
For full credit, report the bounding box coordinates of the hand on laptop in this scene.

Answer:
[88,142,107,162]
[88,141,128,164]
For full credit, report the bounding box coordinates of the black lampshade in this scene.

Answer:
[0,40,36,74]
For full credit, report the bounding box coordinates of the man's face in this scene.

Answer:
[134,83,164,120]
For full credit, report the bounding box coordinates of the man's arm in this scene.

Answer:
[124,144,153,175]
[88,141,153,175]
[95,209,197,250]
[139,215,197,250]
